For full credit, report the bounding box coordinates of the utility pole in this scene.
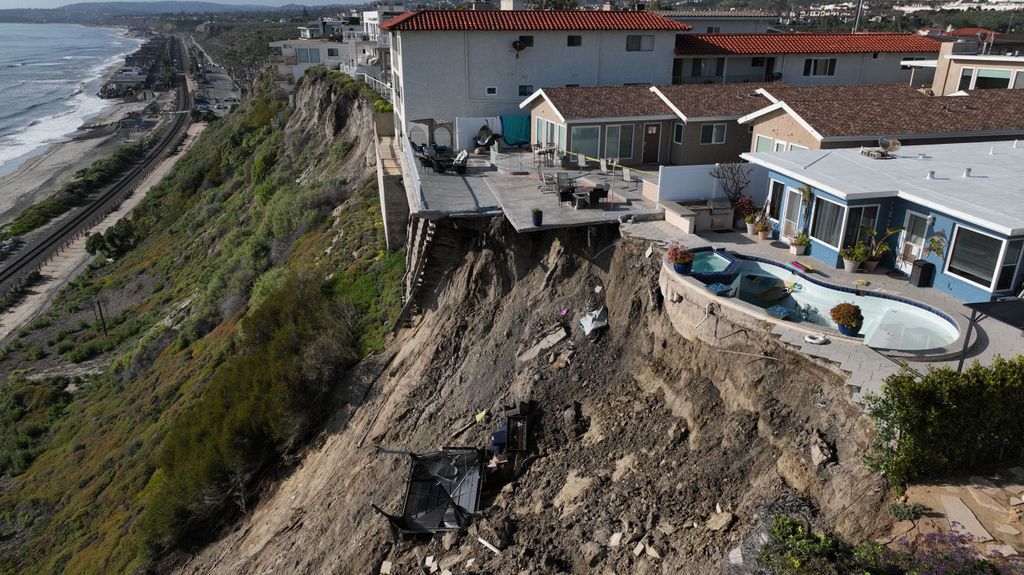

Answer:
[852,0,865,33]
[93,298,108,337]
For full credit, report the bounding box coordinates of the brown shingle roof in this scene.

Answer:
[537,86,674,120]
[759,86,1024,138]
[652,83,778,119]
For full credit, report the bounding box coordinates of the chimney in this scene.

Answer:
[962,167,972,177]
[926,171,935,179]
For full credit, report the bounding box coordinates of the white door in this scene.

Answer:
[781,188,803,240]
[897,212,929,274]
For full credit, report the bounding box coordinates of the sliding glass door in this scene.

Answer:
[781,188,803,240]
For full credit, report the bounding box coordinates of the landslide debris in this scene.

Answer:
[177,220,888,575]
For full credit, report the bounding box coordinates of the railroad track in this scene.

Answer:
[0,36,193,298]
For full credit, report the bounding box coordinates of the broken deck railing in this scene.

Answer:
[373,447,484,534]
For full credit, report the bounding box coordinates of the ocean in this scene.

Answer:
[0,23,144,177]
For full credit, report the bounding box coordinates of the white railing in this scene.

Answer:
[360,73,393,103]
[401,134,425,211]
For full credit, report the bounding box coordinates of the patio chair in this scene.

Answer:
[621,166,640,190]
[599,158,609,174]
[576,153,588,170]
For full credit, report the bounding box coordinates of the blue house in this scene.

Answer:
[741,140,1024,303]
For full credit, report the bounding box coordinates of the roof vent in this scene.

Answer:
[926,170,935,179]
[962,167,972,177]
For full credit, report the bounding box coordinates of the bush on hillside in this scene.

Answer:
[864,356,1024,491]
[140,272,358,555]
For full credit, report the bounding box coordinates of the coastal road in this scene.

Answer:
[0,35,193,299]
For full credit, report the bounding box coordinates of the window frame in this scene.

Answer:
[943,223,1012,291]
[802,57,837,77]
[569,125,601,158]
[699,123,727,145]
[773,140,787,152]
[605,124,635,160]
[808,194,846,250]
[567,35,582,47]
[754,135,773,152]
[766,179,785,222]
[841,204,880,249]
[485,86,497,96]
[626,34,655,52]
[706,26,721,33]
[788,143,809,151]
[997,238,1024,291]
[518,84,534,97]
[327,48,339,57]
[672,122,684,145]
[518,35,534,47]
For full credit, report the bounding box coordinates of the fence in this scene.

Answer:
[655,163,768,204]
[401,133,425,211]
[359,73,393,103]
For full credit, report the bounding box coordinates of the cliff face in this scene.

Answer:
[175,220,888,575]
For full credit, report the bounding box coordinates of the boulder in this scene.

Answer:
[707,512,734,532]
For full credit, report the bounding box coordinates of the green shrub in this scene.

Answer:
[886,502,926,521]
[864,356,1024,491]
[25,346,45,361]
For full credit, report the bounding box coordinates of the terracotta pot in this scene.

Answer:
[863,259,880,273]
[757,231,770,240]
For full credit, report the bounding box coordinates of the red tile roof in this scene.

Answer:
[675,33,941,55]
[949,27,998,38]
[379,10,692,31]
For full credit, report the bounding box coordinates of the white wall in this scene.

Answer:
[455,117,501,150]
[393,28,676,131]
[678,51,935,85]
[656,163,768,203]
[682,18,773,34]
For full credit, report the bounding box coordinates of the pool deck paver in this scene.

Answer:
[623,222,1024,403]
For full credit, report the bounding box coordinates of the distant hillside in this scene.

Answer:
[0,1,281,23]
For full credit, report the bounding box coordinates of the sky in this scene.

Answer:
[0,0,356,9]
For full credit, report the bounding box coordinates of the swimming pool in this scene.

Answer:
[691,249,742,285]
[729,258,960,352]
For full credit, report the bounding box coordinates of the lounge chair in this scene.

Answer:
[622,166,640,190]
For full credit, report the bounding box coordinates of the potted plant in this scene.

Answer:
[862,225,903,273]
[840,241,868,273]
[531,208,543,227]
[667,242,694,275]
[755,218,772,240]
[830,302,863,337]
[744,213,757,234]
[789,232,810,255]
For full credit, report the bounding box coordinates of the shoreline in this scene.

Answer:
[0,26,151,227]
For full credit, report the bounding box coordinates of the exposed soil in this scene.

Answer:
[174,219,889,574]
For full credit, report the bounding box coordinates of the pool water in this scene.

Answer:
[731,260,959,352]
[692,251,732,274]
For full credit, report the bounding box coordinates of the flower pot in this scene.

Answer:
[790,244,806,256]
[863,259,880,273]
[735,218,745,230]
[746,223,756,234]
[842,259,861,273]
[837,323,860,337]
[757,231,770,240]
[532,211,543,227]
[673,261,692,275]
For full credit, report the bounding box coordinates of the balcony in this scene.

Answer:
[672,73,780,85]
[270,54,298,65]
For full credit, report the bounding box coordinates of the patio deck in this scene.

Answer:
[632,223,1024,401]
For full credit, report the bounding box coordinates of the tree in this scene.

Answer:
[85,233,106,256]
[710,162,753,206]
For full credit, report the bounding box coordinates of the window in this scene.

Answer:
[751,57,765,67]
[975,68,1012,89]
[842,205,878,248]
[802,57,836,77]
[518,35,534,47]
[535,117,543,145]
[570,126,600,158]
[872,52,879,59]
[327,48,338,57]
[699,123,726,145]
[296,47,320,63]
[567,35,582,47]
[706,26,721,33]
[605,125,634,159]
[626,35,654,52]
[946,225,1004,288]
[788,143,808,151]
[767,180,784,220]
[755,135,772,152]
[565,84,580,87]
[485,86,497,95]
[901,56,925,70]
[518,84,533,96]
[672,123,684,145]
[810,196,844,248]
[1014,72,1024,89]
[773,141,786,152]
[958,67,974,91]
[998,239,1023,291]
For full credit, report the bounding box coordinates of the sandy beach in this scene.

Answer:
[0,96,162,227]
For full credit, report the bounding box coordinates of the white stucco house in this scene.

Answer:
[269,39,348,80]
[673,33,942,85]
[379,10,692,134]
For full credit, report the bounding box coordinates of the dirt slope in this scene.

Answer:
[175,221,888,574]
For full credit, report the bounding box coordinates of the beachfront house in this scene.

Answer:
[903,40,1024,94]
[380,10,691,134]
[518,82,774,166]
[742,140,1024,302]
[738,84,1024,151]
[672,33,941,85]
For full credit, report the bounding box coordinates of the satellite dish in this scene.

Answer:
[879,136,901,153]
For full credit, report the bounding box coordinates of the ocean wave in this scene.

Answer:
[0,87,111,170]
[4,63,23,68]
